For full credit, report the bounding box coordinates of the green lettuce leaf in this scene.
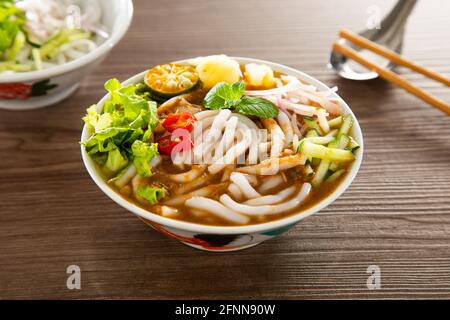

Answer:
[104,148,128,174]
[131,140,158,177]
[105,78,122,93]
[0,1,25,55]
[137,185,166,205]
[81,79,160,177]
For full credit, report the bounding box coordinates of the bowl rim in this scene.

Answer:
[0,0,134,83]
[81,56,364,235]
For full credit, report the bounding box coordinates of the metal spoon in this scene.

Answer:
[329,0,417,80]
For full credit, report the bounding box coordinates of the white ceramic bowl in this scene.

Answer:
[0,0,133,111]
[81,57,364,252]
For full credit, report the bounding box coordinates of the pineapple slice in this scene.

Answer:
[244,63,276,88]
[189,55,242,89]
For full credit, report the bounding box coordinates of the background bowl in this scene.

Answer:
[81,57,364,252]
[0,0,133,111]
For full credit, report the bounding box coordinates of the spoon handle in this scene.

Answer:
[382,0,417,33]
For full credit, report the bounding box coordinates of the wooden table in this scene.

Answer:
[1,0,449,299]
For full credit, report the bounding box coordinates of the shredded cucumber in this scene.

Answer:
[328,135,349,149]
[338,115,353,137]
[325,129,338,137]
[311,158,321,166]
[7,31,26,61]
[0,62,32,72]
[328,135,350,171]
[299,140,355,161]
[338,135,350,149]
[31,48,42,70]
[305,164,314,177]
[40,29,90,59]
[328,116,343,128]
[348,136,360,152]
[304,136,334,145]
[305,129,319,138]
[325,169,346,183]
[303,117,323,135]
[302,130,321,163]
[311,160,330,187]
[298,112,356,186]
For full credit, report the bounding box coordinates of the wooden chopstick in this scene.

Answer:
[333,40,450,115]
[339,28,450,87]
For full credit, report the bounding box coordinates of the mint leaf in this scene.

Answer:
[204,81,245,109]
[235,96,279,119]
[204,81,279,119]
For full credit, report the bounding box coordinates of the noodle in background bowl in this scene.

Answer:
[81,57,364,252]
[0,0,133,111]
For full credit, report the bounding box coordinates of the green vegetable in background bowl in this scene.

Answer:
[0,0,104,73]
[0,0,134,111]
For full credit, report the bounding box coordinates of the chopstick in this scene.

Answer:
[333,30,450,115]
[339,29,450,87]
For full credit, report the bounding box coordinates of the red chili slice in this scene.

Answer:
[162,112,197,133]
[157,133,193,156]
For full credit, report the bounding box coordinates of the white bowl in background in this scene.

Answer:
[81,57,364,252]
[0,0,133,111]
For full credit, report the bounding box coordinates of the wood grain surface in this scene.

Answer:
[1,0,449,299]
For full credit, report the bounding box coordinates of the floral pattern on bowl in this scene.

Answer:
[0,79,58,100]
[140,218,297,252]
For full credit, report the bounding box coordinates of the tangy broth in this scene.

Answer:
[115,157,348,226]
[83,55,360,227]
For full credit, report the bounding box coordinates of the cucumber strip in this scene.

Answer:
[328,135,350,171]
[311,160,330,187]
[305,136,334,145]
[311,158,321,167]
[328,162,340,172]
[348,136,360,152]
[325,169,346,183]
[305,129,319,138]
[299,140,355,161]
[40,29,81,59]
[303,117,323,136]
[32,48,43,70]
[7,31,26,61]
[26,33,44,48]
[39,30,65,58]
[68,31,91,42]
[337,135,350,149]
[328,116,342,128]
[302,130,318,162]
[325,129,338,138]
[0,62,32,72]
[338,115,353,137]
[301,131,322,163]
[305,164,314,177]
